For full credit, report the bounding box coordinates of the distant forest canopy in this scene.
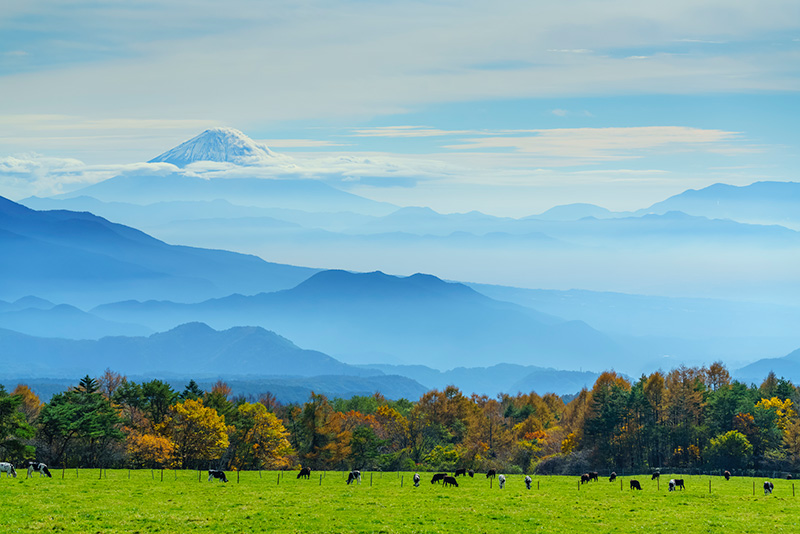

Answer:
[2,363,800,476]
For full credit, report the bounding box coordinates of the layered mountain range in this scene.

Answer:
[3,128,800,399]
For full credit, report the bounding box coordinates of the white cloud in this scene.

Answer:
[444,126,745,163]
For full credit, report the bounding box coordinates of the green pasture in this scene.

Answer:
[1,470,799,533]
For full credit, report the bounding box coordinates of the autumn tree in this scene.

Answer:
[11,384,42,423]
[158,399,229,468]
[228,402,293,470]
[126,431,177,468]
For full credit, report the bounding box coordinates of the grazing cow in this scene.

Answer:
[297,467,311,479]
[0,462,17,478]
[468,469,474,478]
[413,473,420,487]
[668,479,676,492]
[580,473,590,484]
[498,474,506,489]
[724,470,731,481]
[431,473,447,484]
[673,478,685,490]
[651,472,660,481]
[764,481,774,495]
[787,474,793,480]
[588,471,599,482]
[525,475,532,490]
[443,476,459,487]
[630,479,642,490]
[486,469,496,479]
[609,472,617,482]
[346,470,361,485]
[23,460,51,478]
[208,469,228,483]
[454,468,467,477]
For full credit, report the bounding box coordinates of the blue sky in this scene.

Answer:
[1,0,798,215]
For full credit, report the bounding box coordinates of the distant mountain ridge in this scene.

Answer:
[0,322,379,378]
[641,181,800,228]
[92,269,629,371]
[0,195,318,306]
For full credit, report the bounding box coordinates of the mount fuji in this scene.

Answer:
[148,127,293,168]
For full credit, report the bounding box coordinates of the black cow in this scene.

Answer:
[588,471,599,482]
[486,469,496,479]
[346,470,361,485]
[297,467,311,479]
[764,481,774,495]
[787,474,793,480]
[23,460,51,478]
[673,478,685,490]
[431,473,447,484]
[454,468,467,477]
[208,469,228,482]
[443,476,459,487]
[413,473,420,487]
[580,473,590,484]
[609,472,617,482]
[630,479,642,490]
[723,470,731,481]
[651,472,660,480]
[468,469,475,478]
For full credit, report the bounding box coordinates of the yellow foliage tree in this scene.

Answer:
[11,384,41,423]
[231,402,294,470]
[157,398,229,468]
[126,431,177,468]
[755,397,797,431]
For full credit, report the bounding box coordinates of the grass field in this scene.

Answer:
[1,470,799,533]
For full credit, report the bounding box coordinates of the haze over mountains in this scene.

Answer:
[3,128,800,399]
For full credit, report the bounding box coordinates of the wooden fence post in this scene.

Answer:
[277,474,280,486]
[320,474,322,486]
[370,473,373,487]
[237,470,240,484]
[401,475,403,488]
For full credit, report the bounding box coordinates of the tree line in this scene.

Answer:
[1,363,799,475]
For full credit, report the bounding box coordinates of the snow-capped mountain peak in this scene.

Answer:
[149,127,288,167]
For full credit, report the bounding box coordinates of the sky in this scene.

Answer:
[1,0,799,216]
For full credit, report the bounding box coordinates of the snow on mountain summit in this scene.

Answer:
[148,127,291,167]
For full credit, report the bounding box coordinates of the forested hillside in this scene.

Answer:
[2,363,799,476]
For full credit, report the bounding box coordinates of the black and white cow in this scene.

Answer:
[297,467,311,479]
[208,469,228,482]
[22,460,51,478]
[723,470,731,481]
[498,474,506,489]
[609,472,617,482]
[764,481,774,495]
[0,462,17,478]
[669,479,676,492]
[346,470,361,485]
[468,469,474,478]
[525,475,532,490]
[413,473,420,487]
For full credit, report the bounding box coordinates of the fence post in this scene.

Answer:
[161,469,163,482]
[277,474,280,486]
[370,473,373,487]
[237,470,240,484]
[62,467,65,479]
[753,480,755,495]
[320,474,322,486]
[401,475,403,488]
[198,470,201,482]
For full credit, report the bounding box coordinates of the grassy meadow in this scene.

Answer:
[1,470,799,533]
